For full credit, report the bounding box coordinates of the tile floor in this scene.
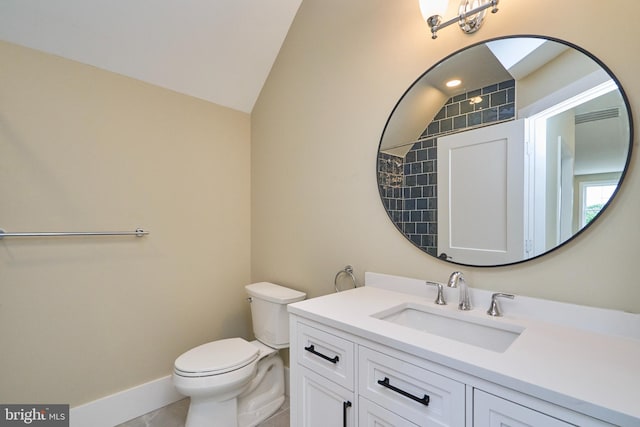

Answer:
[116,398,290,427]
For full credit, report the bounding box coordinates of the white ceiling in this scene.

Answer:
[0,0,303,113]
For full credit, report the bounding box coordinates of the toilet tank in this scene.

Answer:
[245,282,306,348]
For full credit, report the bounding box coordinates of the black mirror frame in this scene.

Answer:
[377,35,634,268]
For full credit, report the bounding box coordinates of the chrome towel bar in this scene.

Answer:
[0,228,149,238]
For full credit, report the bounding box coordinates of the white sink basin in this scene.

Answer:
[372,303,524,352]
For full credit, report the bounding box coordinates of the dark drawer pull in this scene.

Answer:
[304,344,340,364]
[377,377,430,406]
[343,400,351,427]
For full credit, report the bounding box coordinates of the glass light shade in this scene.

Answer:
[419,0,449,21]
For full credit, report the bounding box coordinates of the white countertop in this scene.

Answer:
[288,284,640,426]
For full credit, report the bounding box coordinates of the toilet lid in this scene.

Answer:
[174,338,259,376]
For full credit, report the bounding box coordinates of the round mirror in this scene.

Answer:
[377,36,633,267]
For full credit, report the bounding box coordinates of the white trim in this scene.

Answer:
[518,68,613,119]
[524,77,618,256]
[70,375,184,427]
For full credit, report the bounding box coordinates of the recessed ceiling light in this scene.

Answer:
[446,79,462,88]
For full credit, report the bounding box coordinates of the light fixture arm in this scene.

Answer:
[429,0,499,39]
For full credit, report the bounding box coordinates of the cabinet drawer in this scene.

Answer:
[359,396,420,427]
[359,346,465,427]
[297,322,355,390]
[473,390,573,427]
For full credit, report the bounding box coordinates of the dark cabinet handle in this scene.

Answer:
[377,377,430,406]
[304,344,339,364]
[343,401,352,427]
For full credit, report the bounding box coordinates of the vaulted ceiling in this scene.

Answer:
[0,0,303,113]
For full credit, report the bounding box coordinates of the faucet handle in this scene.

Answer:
[425,281,447,305]
[487,293,515,317]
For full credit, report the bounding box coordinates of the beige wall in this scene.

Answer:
[251,0,640,312]
[0,41,251,405]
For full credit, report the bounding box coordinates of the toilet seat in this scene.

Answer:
[174,338,259,377]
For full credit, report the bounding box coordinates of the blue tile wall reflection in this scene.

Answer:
[378,79,515,256]
[420,79,515,140]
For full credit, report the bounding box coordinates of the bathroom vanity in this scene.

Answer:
[288,273,640,427]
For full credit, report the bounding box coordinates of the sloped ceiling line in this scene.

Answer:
[0,0,303,113]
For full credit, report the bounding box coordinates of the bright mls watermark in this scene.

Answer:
[0,405,68,426]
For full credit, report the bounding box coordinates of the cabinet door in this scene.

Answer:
[295,366,355,427]
[474,390,573,427]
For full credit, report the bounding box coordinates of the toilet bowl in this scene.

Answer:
[172,282,305,427]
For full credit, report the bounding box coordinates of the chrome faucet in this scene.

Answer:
[447,271,471,311]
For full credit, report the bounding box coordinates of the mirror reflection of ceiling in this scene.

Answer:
[381,39,570,155]
[377,36,633,267]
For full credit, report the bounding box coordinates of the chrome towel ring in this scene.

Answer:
[334,265,357,292]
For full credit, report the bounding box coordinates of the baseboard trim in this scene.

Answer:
[71,367,291,426]
[70,375,183,427]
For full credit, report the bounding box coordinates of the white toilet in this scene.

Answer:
[172,282,306,427]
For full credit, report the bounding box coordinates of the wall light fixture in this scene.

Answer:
[419,0,499,39]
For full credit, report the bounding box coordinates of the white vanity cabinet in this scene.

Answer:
[290,314,619,427]
[290,317,465,426]
[288,277,639,426]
